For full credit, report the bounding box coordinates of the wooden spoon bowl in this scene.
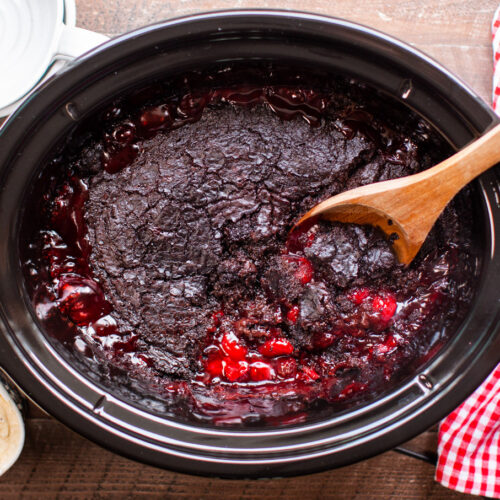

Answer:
[296,123,500,265]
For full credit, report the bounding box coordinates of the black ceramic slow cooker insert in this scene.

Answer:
[0,10,499,477]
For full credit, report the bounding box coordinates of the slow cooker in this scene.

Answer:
[0,10,499,477]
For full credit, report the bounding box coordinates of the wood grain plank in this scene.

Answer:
[76,0,496,102]
[0,419,469,499]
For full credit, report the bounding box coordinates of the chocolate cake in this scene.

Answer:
[23,69,479,425]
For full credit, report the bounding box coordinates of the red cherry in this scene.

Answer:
[206,358,224,378]
[212,310,224,324]
[275,357,297,378]
[259,338,294,357]
[313,330,339,349]
[112,336,138,354]
[301,366,320,381]
[43,232,88,279]
[104,121,136,146]
[90,314,118,337]
[139,104,173,132]
[429,291,443,305]
[285,216,319,253]
[50,181,88,245]
[286,305,300,324]
[348,288,370,305]
[113,122,136,144]
[57,276,110,325]
[221,332,248,361]
[375,335,398,355]
[283,255,314,284]
[250,361,275,381]
[207,309,224,334]
[294,257,314,284]
[177,94,209,120]
[223,359,249,382]
[372,294,397,322]
[102,143,140,174]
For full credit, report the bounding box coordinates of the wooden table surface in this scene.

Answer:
[0,0,496,498]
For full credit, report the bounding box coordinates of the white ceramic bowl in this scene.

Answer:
[0,377,24,476]
[0,0,107,116]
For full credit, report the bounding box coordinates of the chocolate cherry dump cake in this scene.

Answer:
[22,67,479,426]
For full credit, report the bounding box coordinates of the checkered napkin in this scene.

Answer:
[435,6,500,498]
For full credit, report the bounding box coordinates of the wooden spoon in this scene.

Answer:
[296,123,500,266]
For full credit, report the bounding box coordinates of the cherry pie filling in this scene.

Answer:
[23,73,478,425]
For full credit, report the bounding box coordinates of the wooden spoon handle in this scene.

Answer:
[379,122,500,249]
[413,122,500,200]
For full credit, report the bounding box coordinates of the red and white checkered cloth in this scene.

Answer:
[435,6,500,497]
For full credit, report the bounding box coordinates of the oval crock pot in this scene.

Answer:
[0,10,499,478]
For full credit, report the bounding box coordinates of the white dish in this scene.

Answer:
[0,0,108,116]
[0,380,24,476]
